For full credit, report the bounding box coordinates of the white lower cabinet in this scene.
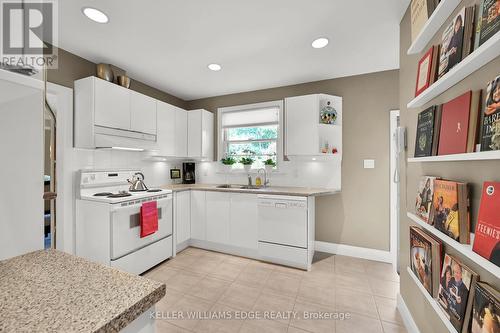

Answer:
[205,192,230,245]
[229,193,258,250]
[175,191,191,245]
[190,190,206,240]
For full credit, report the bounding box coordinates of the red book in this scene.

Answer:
[472,182,500,267]
[438,91,472,155]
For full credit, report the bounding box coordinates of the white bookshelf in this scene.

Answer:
[407,150,500,162]
[406,267,458,333]
[407,0,461,55]
[407,212,500,277]
[407,31,500,109]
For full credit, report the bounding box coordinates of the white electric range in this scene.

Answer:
[76,170,173,275]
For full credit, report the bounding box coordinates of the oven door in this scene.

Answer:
[110,195,173,260]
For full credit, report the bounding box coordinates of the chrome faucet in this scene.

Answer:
[247,175,252,186]
[258,168,270,187]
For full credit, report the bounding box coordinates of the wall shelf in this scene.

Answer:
[406,267,458,333]
[407,212,500,277]
[407,150,500,162]
[407,0,461,55]
[407,31,500,109]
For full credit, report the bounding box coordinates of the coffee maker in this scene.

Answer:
[182,162,195,184]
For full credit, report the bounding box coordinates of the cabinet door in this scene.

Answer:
[175,108,188,157]
[130,91,157,134]
[229,193,258,250]
[94,78,130,130]
[190,191,206,240]
[175,191,191,245]
[202,110,214,161]
[285,95,318,156]
[156,101,176,156]
[187,110,202,158]
[206,192,230,244]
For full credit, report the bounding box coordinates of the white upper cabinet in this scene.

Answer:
[175,108,188,157]
[156,101,176,156]
[187,109,214,160]
[94,77,131,130]
[130,91,157,135]
[285,94,342,157]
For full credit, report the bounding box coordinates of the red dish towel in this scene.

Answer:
[140,201,158,238]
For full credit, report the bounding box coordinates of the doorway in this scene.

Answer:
[43,100,57,248]
[390,110,402,272]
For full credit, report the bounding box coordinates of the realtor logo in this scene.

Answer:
[1,0,58,70]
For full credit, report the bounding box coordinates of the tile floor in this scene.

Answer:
[143,247,407,333]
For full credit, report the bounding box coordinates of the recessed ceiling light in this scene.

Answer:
[208,63,222,71]
[312,37,329,49]
[82,7,109,24]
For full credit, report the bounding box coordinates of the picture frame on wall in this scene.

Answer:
[415,46,437,96]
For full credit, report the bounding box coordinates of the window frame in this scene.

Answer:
[217,100,284,170]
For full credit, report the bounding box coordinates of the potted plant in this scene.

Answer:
[263,158,276,173]
[220,156,236,173]
[239,157,254,173]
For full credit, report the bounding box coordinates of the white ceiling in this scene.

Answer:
[57,0,410,101]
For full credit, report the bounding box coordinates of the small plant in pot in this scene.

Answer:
[263,158,276,173]
[220,156,236,173]
[239,157,254,173]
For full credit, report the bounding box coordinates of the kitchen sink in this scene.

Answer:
[216,184,266,190]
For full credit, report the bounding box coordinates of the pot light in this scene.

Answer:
[208,63,222,71]
[312,37,329,49]
[82,7,109,24]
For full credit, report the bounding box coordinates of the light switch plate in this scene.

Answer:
[363,159,375,169]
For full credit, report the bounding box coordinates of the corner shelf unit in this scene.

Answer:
[407,150,500,162]
[407,0,461,55]
[406,267,458,333]
[407,31,500,109]
[407,212,500,277]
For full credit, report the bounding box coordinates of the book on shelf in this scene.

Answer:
[438,91,473,155]
[410,226,443,297]
[437,254,479,333]
[430,179,470,244]
[467,90,483,153]
[480,75,500,151]
[415,46,439,96]
[411,0,439,42]
[474,0,500,49]
[461,6,476,60]
[415,106,438,157]
[438,7,474,79]
[472,181,500,268]
[471,282,499,333]
[415,176,439,222]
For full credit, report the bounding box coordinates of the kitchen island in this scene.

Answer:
[0,250,165,333]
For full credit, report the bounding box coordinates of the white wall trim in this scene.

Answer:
[314,241,392,263]
[397,293,421,333]
[389,109,401,271]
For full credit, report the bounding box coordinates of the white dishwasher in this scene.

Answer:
[258,195,308,248]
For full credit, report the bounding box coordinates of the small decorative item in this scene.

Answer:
[332,148,338,154]
[320,100,337,125]
[264,158,276,173]
[96,63,114,82]
[239,157,254,173]
[117,75,131,89]
[321,141,329,154]
[220,156,236,173]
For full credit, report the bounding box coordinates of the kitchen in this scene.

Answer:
[2,1,499,333]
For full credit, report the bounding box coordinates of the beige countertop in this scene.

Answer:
[0,250,165,333]
[161,183,339,196]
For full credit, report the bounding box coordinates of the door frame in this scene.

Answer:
[389,110,400,271]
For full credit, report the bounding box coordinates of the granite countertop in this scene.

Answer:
[161,183,339,196]
[0,250,165,333]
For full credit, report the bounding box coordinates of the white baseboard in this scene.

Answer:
[314,241,392,263]
[397,293,420,333]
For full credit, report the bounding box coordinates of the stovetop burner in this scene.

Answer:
[93,192,113,197]
[147,189,162,192]
[107,192,132,198]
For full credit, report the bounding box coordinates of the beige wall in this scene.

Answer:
[187,70,399,251]
[47,47,187,108]
[399,2,500,332]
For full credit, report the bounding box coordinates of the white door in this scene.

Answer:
[188,110,202,158]
[190,190,206,240]
[229,193,258,249]
[94,78,130,130]
[206,192,230,244]
[175,108,188,157]
[130,91,157,134]
[175,191,191,245]
[156,101,176,156]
